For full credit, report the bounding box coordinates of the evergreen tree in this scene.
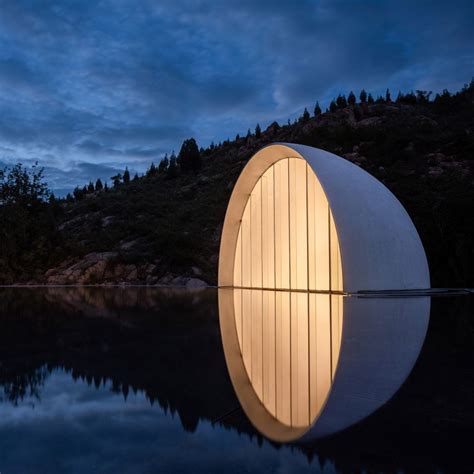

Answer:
[314,101,322,116]
[359,89,367,103]
[104,182,109,192]
[302,107,310,122]
[133,173,139,181]
[167,152,178,179]
[367,93,374,104]
[73,186,83,200]
[246,129,251,138]
[347,91,356,106]
[400,91,417,105]
[396,91,404,103]
[111,174,122,187]
[95,178,103,191]
[329,100,337,112]
[123,167,130,184]
[336,94,347,108]
[255,123,261,138]
[235,133,240,141]
[416,90,432,103]
[146,162,157,177]
[434,89,451,107]
[178,137,201,173]
[158,154,169,174]
[87,181,94,193]
[385,88,392,102]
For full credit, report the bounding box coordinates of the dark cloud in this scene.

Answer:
[0,0,472,192]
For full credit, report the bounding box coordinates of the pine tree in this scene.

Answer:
[416,90,432,103]
[133,173,139,181]
[359,89,367,103]
[87,181,94,193]
[158,154,169,174]
[235,133,240,141]
[255,123,261,138]
[111,174,122,187]
[302,107,310,122]
[385,88,391,103]
[146,162,157,177]
[314,101,322,116]
[367,93,374,104]
[95,178,103,191]
[178,138,201,173]
[336,94,347,108]
[123,167,130,184]
[167,152,178,179]
[73,186,83,200]
[347,91,356,106]
[329,100,337,112]
[104,182,109,192]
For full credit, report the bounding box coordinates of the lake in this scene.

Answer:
[0,287,472,474]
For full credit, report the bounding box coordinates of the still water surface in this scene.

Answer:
[0,288,472,474]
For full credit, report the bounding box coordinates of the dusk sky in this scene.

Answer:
[0,0,473,194]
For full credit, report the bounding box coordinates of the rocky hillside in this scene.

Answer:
[2,83,474,287]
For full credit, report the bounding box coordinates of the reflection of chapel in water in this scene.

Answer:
[233,289,342,429]
[218,143,431,442]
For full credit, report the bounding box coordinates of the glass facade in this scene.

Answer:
[233,157,343,292]
[229,157,344,428]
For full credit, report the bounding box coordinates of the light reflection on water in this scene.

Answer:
[0,287,472,474]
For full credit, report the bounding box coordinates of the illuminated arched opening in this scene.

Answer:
[233,157,343,292]
[220,156,344,437]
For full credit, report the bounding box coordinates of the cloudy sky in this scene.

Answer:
[0,0,472,194]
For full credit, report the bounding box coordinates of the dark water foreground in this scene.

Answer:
[0,288,472,474]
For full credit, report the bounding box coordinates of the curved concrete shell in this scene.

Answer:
[218,143,431,441]
[218,143,430,293]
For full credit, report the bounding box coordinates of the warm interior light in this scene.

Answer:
[232,289,342,428]
[233,157,343,292]
[228,157,344,429]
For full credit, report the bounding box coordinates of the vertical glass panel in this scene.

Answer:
[315,178,330,292]
[251,289,263,400]
[274,159,290,289]
[291,292,309,427]
[233,227,242,287]
[242,288,252,379]
[241,201,251,287]
[262,290,276,416]
[289,159,308,290]
[261,167,275,289]
[275,290,291,425]
[250,182,262,288]
[234,288,242,349]
[289,159,297,289]
[307,165,317,291]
